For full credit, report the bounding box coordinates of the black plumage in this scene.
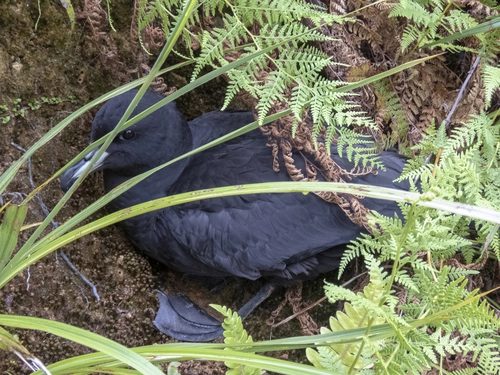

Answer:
[61,90,410,341]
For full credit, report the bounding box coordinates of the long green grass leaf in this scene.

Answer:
[423,16,500,48]
[0,204,28,272]
[0,61,192,197]
[9,8,332,275]
[0,315,163,375]
[16,0,200,263]
[2,181,499,287]
[336,54,441,92]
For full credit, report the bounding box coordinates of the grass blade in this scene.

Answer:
[423,16,500,48]
[2,181,500,287]
[0,315,164,375]
[0,204,28,272]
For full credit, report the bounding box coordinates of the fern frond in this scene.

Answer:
[441,9,477,35]
[311,257,392,372]
[450,368,480,375]
[482,64,500,108]
[390,0,481,54]
[254,70,290,123]
[210,305,260,375]
[389,0,437,25]
[192,15,247,79]
[373,78,409,150]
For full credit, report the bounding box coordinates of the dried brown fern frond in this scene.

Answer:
[77,0,122,76]
[454,0,500,17]
[390,54,464,142]
[345,19,383,54]
[329,0,348,15]
[260,95,375,230]
[127,0,174,96]
[375,1,398,11]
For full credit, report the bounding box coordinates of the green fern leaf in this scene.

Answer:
[210,304,261,375]
[482,64,500,108]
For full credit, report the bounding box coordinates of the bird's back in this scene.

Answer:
[124,123,409,282]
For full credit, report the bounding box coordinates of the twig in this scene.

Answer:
[481,224,499,257]
[59,250,98,302]
[423,54,482,176]
[0,192,26,206]
[13,350,52,375]
[10,142,100,301]
[443,54,482,128]
[271,271,368,329]
[26,267,30,291]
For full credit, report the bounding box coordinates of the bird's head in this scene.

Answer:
[60,90,192,192]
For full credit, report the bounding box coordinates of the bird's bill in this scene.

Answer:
[60,148,109,192]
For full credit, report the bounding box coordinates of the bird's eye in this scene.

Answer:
[120,129,135,140]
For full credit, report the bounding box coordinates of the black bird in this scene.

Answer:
[61,90,410,341]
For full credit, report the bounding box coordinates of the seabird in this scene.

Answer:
[61,90,411,341]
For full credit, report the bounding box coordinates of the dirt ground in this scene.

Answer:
[0,0,337,373]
